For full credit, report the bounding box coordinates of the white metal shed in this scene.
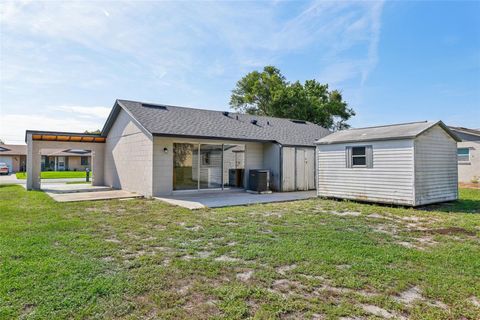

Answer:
[315,121,461,206]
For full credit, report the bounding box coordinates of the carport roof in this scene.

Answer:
[102,99,331,146]
[316,120,461,145]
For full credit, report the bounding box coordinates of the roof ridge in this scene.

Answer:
[116,99,319,125]
[346,120,430,131]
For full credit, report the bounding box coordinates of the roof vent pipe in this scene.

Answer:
[236,115,239,120]
[251,119,258,125]
[223,111,229,117]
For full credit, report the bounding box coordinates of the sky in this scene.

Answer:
[0,0,479,144]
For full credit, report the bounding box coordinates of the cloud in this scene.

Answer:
[0,113,106,144]
[51,106,111,119]
[0,1,385,142]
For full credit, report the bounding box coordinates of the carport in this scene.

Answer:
[25,130,106,190]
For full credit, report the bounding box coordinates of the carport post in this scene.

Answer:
[26,133,41,190]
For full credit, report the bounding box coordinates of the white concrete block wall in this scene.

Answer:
[414,125,458,205]
[104,109,153,197]
[317,139,415,205]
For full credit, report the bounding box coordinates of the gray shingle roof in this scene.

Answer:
[316,121,460,145]
[0,144,26,155]
[105,100,330,146]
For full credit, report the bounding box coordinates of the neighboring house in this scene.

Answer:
[316,121,460,206]
[41,149,92,171]
[448,126,480,183]
[0,144,27,172]
[0,144,91,172]
[26,99,331,195]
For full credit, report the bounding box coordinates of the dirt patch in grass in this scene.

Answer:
[214,255,240,262]
[470,296,480,307]
[329,210,361,217]
[276,264,297,275]
[236,270,253,281]
[360,304,404,319]
[423,227,477,236]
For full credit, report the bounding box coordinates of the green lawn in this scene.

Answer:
[0,186,479,319]
[15,171,88,179]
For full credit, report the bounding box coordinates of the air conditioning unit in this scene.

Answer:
[248,169,270,193]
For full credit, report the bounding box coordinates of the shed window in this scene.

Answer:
[81,156,89,166]
[457,148,470,162]
[346,146,373,168]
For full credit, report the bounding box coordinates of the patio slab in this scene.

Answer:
[155,190,317,209]
[42,184,142,202]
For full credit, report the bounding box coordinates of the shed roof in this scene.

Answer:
[102,99,331,146]
[316,121,460,145]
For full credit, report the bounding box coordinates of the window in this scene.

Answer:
[346,146,373,168]
[352,147,366,166]
[457,148,470,162]
[81,156,89,166]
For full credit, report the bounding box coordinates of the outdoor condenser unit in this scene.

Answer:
[248,169,270,192]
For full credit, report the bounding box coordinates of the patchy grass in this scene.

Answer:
[0,185,479,319]
[15,171,89,179]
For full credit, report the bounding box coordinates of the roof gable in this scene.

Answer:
[102,99,331,146]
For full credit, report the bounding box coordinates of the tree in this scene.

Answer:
[229,66,355,130]
[84,129,101,134]
[230,66,287,116]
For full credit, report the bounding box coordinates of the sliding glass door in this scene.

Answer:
[173,143,245,191]
[199,144,223,189]
[173,143,198,191]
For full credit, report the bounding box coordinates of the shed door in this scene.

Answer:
[281,147,296,191]
[295,148,315,191]
[305,148,315,189]
[0,156,13,172]
[296,149,306,190]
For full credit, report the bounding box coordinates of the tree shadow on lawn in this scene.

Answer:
[418,199,480,214]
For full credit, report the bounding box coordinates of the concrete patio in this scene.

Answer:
[41,183,142,202]
[155,190,317,209]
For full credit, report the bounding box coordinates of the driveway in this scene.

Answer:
[0,173,25,185]
[0,174,88,185]
[155,190,317,209]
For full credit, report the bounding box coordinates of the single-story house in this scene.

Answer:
[448,126,480,184]
[0,144,91,172]
[41,149,92,171]
[0,144,27,172]
[316,121,460,206]
[26,99,330,195]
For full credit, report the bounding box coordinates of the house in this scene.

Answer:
[0,144,91,172]
[315,121,460,206]
[41,149,92,171]
[0,144,27,172]
[26,99,330,195]
[448,126,480,184]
